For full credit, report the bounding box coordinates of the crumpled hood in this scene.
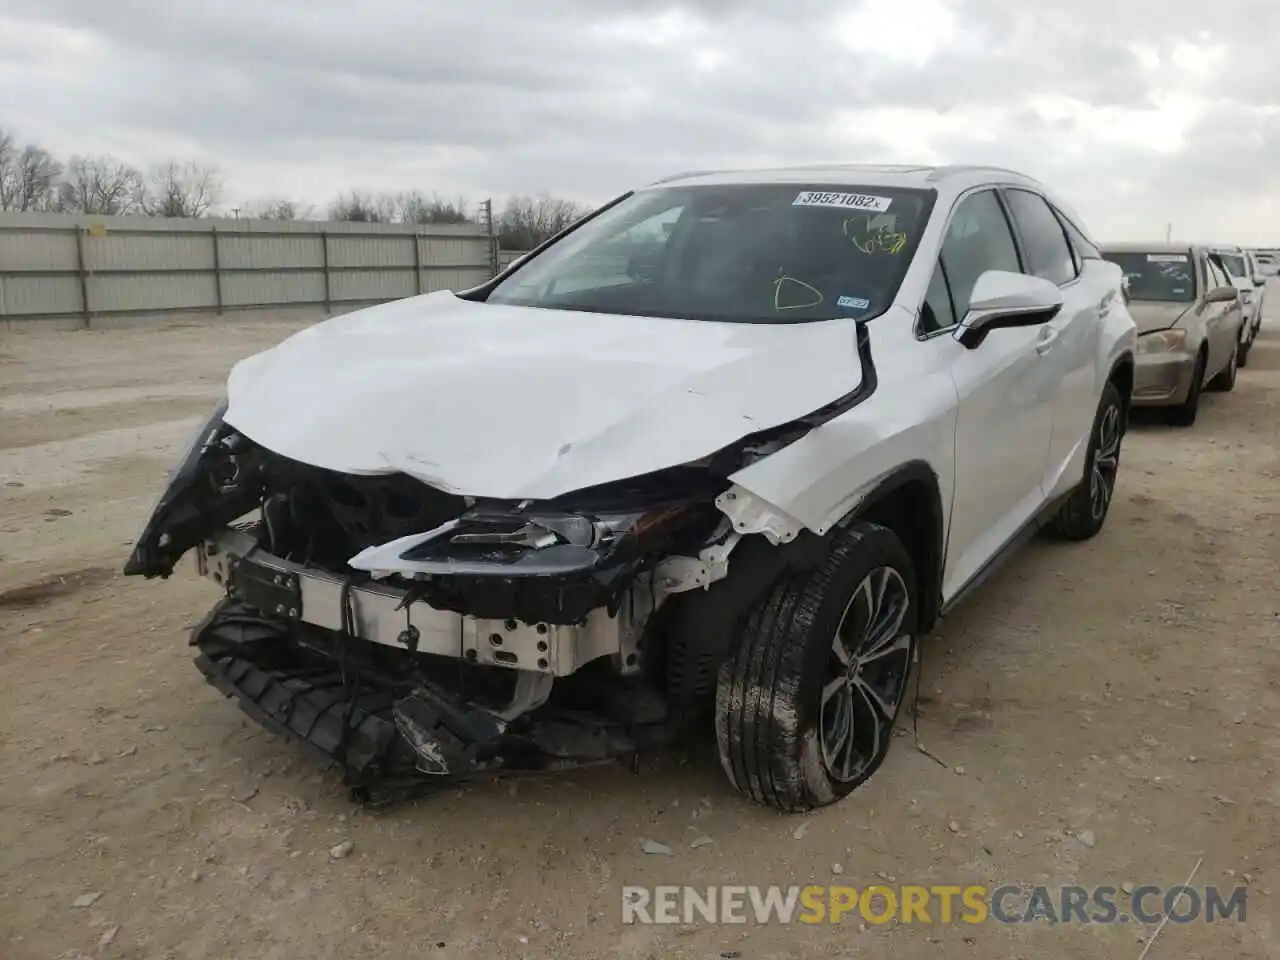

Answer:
[223,292,865,500]
[1127,300,1194,334]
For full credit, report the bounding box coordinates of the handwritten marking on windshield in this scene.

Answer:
[843,214,908,255]
[1157,263,1191,281]
[773,275,824,310]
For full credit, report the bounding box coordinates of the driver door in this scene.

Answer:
[926,189,1057,599]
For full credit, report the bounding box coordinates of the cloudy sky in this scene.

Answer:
[2,0,1279,243]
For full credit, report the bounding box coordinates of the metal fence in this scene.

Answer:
[496,248,527,271]
[0,211,504,327]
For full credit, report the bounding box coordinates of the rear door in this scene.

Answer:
[1000,188,1101,501]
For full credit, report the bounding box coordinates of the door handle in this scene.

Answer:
[1035,328,1059,355]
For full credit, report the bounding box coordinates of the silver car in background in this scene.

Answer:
[1250,249,1279,275]
[1101,242,1243,426]
[1208,244,1266,366]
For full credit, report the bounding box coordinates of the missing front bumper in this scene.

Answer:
[190,598,671,804]
[196,526,649,677]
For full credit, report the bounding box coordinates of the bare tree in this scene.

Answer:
[13,146,63,211]
[0,130,63,211]
[497,194,588,249]
[328,191,396,223]
[57,154,145,215]
[394,191,472,225]
[0,128,15,209]
[251,197,314,221]
[141,160,223,218]
[0,124,583,232]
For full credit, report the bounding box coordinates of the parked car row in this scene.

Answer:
[1249,248,1279,275]
[128,162,1246,813]
[1100,240,1267,425]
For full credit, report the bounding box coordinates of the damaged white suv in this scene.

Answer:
[126,164,1137,811]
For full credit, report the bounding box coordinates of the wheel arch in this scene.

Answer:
[1107,352,1135,429]
[658,460,947,723]
[840,459,945,634]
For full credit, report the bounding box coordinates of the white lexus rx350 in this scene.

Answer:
[126,164,1137,811]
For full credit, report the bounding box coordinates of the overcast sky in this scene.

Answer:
[2,0,1279,243]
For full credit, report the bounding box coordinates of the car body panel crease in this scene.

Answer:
[222,291,865,501]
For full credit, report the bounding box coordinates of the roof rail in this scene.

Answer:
[926,164,1042,183]
[648,169,727,185]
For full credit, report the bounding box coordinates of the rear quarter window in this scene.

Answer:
[1003,189,1076,286]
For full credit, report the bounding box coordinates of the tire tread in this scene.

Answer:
[715,523,913,812]
[1049,380,1124,542]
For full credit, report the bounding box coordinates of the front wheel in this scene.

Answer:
[1208,342,1238,392]
[714,522,918,812]
[1167,351,1205,427]
[1049,380,1124,541]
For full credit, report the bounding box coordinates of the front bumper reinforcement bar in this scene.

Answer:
[196,526,647,677]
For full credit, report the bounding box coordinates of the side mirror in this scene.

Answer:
[953,270,1064,350]
[1254,276,1266,287]
[1205,284,1238,303]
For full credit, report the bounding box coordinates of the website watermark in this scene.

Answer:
[621,884,1248,926]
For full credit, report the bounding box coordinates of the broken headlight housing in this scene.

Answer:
[123,397,259,578]
[349,501,698,578]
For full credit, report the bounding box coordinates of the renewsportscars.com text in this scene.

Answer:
[621,884,1248,926]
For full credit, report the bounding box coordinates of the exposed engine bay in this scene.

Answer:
[124,390,849,804]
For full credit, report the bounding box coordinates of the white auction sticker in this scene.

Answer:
[793,191,893,212]
[1146,253,1188,263]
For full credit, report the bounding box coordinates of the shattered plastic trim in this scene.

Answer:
[714,486,804,545]
[655,532,742,594]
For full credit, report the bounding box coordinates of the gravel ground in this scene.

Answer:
[1,301,1278,960]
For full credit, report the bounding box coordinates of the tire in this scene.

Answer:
[1166,351,1206,426]
[1238,339,1250,368]
[1208,342,1238,392]
[714,521,918,812]
[1049,380,1125,541]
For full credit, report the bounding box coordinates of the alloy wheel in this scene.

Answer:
[1090,402,1122,521]
[820,567,913,782]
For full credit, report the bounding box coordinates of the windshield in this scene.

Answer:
[485,183,935,323]
[1102,251,1195,303]
[1218,253,1247,277]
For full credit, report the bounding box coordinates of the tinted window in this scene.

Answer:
[1054,208,1100,262]
[1004,189,1076,285]
[1207,255,1230,290]
[938,190,1021,314]
[487,183,935,323]
[1102,251,1195,303]
[1060,223,1082,277]
[1198,255,1213,293]
[1218,253,1247,278]
[921,259,957,333]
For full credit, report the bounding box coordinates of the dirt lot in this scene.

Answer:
[1,304,1278,960]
